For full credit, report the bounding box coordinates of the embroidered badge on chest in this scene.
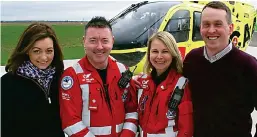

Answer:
[82,73,94,83]
[61,76,73,90]
[141,80,149,89]
[122,89,128,102]
[139,95,148,111]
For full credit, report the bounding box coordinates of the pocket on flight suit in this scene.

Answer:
[86,81,101,112]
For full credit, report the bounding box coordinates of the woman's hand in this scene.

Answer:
[132,72,143,89]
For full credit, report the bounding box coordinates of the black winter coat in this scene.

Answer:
[1,72,65,137]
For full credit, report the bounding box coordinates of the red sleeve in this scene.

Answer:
[120,80,139,137]
[177,83,193,137]
[59,67,95,137]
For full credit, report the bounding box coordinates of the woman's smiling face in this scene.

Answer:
[28,37,54,69]
[149,38,172,76]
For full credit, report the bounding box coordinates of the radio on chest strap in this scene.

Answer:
[166,76,188,120]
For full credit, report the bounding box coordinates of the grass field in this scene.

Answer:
[1,22,86,65]
[1,22,257,66]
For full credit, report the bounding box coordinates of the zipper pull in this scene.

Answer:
[48,97,51,104]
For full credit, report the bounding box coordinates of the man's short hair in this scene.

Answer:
[84,16,112,35]
[202,1,232,24]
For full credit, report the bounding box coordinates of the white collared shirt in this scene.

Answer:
[204,43,233,63]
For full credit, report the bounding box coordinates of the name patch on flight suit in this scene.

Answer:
[89,99,98,111]
[61,76,74,90]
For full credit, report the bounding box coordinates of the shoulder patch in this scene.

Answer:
[61,76,73,90]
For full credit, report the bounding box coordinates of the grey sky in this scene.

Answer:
[1,1,138,21]
[1,1,257,21]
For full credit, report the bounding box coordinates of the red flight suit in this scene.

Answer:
[59,56,138,137]
[137,69,193,137]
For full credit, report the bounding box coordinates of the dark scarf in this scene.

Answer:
[17,61,56,91]
[151,66,171,86]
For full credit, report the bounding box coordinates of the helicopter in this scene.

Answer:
[109,1,257,74]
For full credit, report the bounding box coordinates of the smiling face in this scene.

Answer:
[200,7,234,54]
[83,27,114,69]
[28,37,54,69]
[149,38,172,76]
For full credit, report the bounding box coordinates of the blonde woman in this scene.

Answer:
[137,31,193,137]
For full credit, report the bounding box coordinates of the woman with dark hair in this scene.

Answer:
[1,22,65,137]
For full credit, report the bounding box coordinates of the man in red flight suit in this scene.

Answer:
[59,16,138,137]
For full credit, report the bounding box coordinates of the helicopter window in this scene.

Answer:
[164,10,190,42]
[111,1,179,47]
[132,11,157,20]
[131,11,160,37]
[193,11,203,41]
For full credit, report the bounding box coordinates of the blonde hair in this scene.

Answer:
[143,31,183,75]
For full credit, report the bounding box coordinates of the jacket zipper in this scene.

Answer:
[46,78,53,104]
[115,92,118,100]
[150,85,157,106]
[156,101,159,115]
[17,74,53,104]
[103,84,112,112]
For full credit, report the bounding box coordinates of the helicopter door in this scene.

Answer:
[164,9,190,59]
